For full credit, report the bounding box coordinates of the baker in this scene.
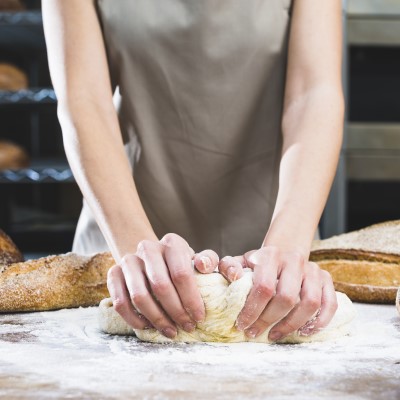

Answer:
[42,0,344,342]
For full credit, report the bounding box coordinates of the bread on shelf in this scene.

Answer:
[0,0,25,11]
[311,221,400,304]
[0,140,29,171]
[0,229,23,266]
[0,63,28,91]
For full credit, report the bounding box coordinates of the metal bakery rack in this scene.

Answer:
[0,2,80,257]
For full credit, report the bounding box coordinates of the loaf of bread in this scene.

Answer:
[0,0,25,11]
[0,63,28,91]
[311,221,400,303]
[0,140,29,171]
[0,252,114,312]
[0,229,23,266]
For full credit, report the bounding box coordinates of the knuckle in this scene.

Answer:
[152,316,168,329]
[113,297,127,314]
[174,310,190,323]
[303,295,321,310]
[121,253,140,267]
[130,291,147,307]
[136,240,156,258]
[277,292,297,308]
[151,279,171,296]
[171,268,191,284]
[254,283,275,299]
[160,232,181,247]
[292,251,305,265]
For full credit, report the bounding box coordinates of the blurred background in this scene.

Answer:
[0,0,399,257]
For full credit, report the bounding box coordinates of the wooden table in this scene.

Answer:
[0,303,399,399]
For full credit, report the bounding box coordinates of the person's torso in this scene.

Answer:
[93,0,293,256]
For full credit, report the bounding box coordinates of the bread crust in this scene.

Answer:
[0,140,30,171]
[0,0,24,11]
[311,221,400,304]
[0,252,114,312]
[0,64,28,91]
[0,229,23,266]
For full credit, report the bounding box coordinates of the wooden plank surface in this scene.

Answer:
[0,303,399,399]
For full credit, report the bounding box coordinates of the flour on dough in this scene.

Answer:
[98,270,356,343]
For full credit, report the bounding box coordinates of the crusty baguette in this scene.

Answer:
[311,221,400,304]
[0,252,114,312]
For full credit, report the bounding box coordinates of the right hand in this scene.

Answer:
[107,233,219,339]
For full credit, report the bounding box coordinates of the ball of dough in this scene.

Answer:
[98,270,356,344]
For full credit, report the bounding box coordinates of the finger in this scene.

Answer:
[137,238,196,332]
[310,270,338,333]
[218,256,244,282]
[106,264,151,330]
[267,263,322,341]
[243,254,303,338]
[193,249,219,273]
[235,247,279,331]
[162,234,206,323]
[121,252,178,339]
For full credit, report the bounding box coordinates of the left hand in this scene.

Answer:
[218,246,338,342]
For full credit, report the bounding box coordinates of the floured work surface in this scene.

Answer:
[0,303,399,400]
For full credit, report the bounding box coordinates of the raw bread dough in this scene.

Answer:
[98,270,356,343]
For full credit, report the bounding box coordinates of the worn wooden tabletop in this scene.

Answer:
[0,303,399,400]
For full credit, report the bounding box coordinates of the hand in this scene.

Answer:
[218,246,338,341]
[107,233,219,339]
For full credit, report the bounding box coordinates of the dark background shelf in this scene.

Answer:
[0,1,81,255]
[0,88,56,105]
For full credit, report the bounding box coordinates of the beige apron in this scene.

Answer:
[73,0,293,257]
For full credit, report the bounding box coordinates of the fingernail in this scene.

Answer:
[245,327,259,338]
[162,327,177,339]
[269,331,283,342]
[200,256,211,270]
[193,310,205,323]
[227,266,237,281]
[183,322,196,333]
[235,321,245,332]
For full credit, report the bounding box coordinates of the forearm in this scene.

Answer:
[59,99,157,262]
[263,86,344,256]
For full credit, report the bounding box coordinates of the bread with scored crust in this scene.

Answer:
[311,221,400,304]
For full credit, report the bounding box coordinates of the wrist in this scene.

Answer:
[262,212,318,259]
[110,227,158,263]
